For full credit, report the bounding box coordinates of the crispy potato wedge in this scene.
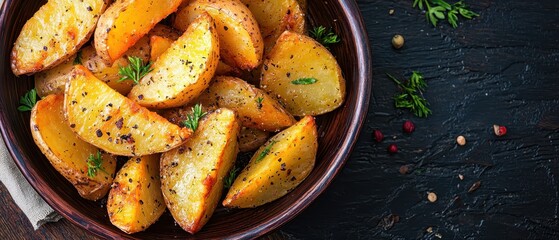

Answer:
[64,65,192,156]
[31,94,116,201]
[35,37,150,97]
[149,36,174,62]
[10,0,108,76]
[149,24,182,41]
[158,104,218,126]
[216,61,240,76]
[129,13,220,109]
[161,108,241,233]
[94,0,182,63]
[260,31,346,116]
[223,115,317,208]
[240,0,305,54]
[239,127,270,152]
[107,154,165,234]
[202,76,296,131]
[174,0,263,70]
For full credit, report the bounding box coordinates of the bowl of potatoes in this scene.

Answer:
[0,0,371,238]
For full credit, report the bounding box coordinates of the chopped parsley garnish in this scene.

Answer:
[87,150,107,178]
[310,26,341,49]
[18,88,38,112]
[118,56,153,84]
[291,78,318,85]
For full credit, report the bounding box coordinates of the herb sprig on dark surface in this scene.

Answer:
[118,56,153,84]
[18,88,38,112]
[412,0,479,28]
[224,166,240,189]
[182,104,207,131]
[387,72,431,118]
[310,26,340,49]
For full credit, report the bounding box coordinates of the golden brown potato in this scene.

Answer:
[223,115,317,208]
[107,154,165,234]
[240,0,305,54]
[31,94,116,201]
[148,24,181,41]
[94,0,182,63]
[11,0,108,76]
[173,0,264,70]
[35,37,150,97]
[239,127,270,152]
[202,76,296,131]
[149,36,174,62]
[158,104,218,126]
[64,65,192,156]
[260,31,346,116]
[129,13,220,109]
[161,108,241,233]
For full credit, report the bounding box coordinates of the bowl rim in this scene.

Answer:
[0,0,372,238]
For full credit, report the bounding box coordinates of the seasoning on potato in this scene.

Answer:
[223,116,318,208]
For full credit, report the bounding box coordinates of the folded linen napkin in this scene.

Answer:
[0,137,62,229]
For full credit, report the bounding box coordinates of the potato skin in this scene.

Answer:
[31,94,116,201]
[11,0,109,76]
[239,127,270,152]
[174,0,264,70]
[223,115,317,208]
[260,31,346,116]
[203,76,296,132]
[240,0,305,54]
[107,154,165,234]
[129,13,220,109]
[94,0,182,63]
[64,65,192,156]
[161,108,241,233]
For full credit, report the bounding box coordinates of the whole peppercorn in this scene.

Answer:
[402,120,415,133]
[427,192,438,202]
[392,34,404,49]
[387,144,398,154]
[493,124,507,136]
[373,130,384,143]
[456,135,466,146]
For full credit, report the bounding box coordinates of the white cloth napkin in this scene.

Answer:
[0,137,62,229]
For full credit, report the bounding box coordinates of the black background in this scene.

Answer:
[282,0,559,239]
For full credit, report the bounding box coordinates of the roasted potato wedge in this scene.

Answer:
[10,0,108,76]
[107,154,165,234]
[129,13,220,109]
[239,127,270,152]
[64,65,192,156]
[161,108,241,233]
[35,37,150,97]
[260,31,346,116]
[31,94,116,201]
[158,104,218,126]
[202,76,296,131]
[94,0,182,63]
[149,24,182,41]
[223,115,317,208]
[174,0,264,70]
[149,36,174,62]
[240,0,305,54]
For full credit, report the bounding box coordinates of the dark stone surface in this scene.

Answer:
[282,0,559,239]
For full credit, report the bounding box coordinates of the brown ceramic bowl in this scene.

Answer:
[0,0,371,238]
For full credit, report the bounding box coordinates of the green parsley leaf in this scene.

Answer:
[182,104,207,131]
[87,150,107,178]
[255,140,277,162]
[310,26,341,49]
[412,0,478,28]
[291,78,318,85]
[118,56,153,84]
[18,88,38,112]
[73,51,82,65]
[224,166,239,189]
[387,72,431,118]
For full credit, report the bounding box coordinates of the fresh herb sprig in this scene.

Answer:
[73,51,82,65]
[310,26,340,49]
[291,77,317,85]
[224,166,239,189]
[18,88,38,112]
[412,0,479,28]
[182,104,207,131]
[87,150,107,178]
[387,72,431,118]
[256,97,264,109]
[255,140,277,162]
[118,56,153,84]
